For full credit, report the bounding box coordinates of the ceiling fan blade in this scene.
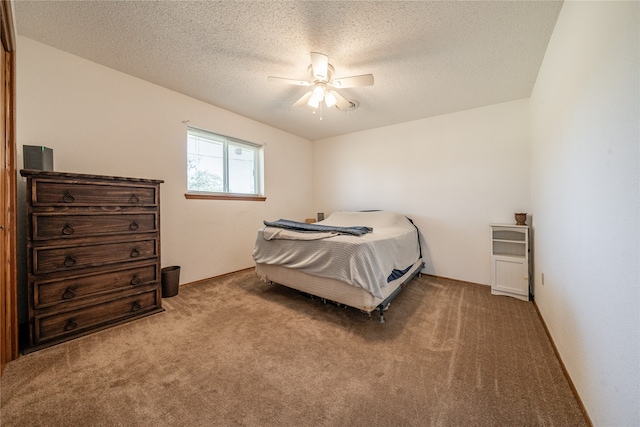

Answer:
[330,91,353,110]
[292,91,313,107]
[331,74,374,88]
[267,76,311,86]
[310,52,329,80]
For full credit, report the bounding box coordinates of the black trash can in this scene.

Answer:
[161,266,180,298]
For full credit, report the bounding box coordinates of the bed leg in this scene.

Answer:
[379,306,385,323]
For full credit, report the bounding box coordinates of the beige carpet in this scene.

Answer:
[1,270,586,426]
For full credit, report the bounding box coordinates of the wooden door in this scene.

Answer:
[0,0,17,376]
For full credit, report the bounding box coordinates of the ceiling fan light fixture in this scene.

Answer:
[324,91,338,108]
[311,84,326,102]
[307,96,320,109]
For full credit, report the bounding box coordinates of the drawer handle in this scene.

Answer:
[129,194,140,203]
[129,221,139,231]
[61,287,76,300]
[131,301,142,312]
[62,191,75,203]
[64,318,77,331]
[63,255,77,267]
[62,223,75,235]
[130,248,140,258]
[130,275,141,285]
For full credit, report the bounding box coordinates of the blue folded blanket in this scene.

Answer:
[263,219,373,236]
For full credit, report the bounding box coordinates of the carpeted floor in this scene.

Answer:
[1,269,587,426]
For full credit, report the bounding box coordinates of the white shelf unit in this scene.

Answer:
[490,224,531,301]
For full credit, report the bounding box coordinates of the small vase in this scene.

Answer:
[515,213,527,226]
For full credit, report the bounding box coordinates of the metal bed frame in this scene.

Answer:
[256,259,424,323]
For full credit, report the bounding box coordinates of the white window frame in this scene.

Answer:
[186,127,265,201]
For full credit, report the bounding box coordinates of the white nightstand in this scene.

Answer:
[490,224,531,301]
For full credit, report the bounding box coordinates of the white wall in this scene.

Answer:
[530,1,639,425]
[16,37,313,286]
[313,99,530,285]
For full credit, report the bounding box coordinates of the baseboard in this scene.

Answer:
[533,302,593,427]
[180,267,255,288]
[422,273,490,288]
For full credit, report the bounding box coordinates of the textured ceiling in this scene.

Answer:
[15,1,562,141]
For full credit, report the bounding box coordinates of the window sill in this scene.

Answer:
[185,193,266,201]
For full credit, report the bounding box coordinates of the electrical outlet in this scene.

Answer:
[541,272,545,285]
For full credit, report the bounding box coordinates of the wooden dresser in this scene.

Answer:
[20,170,164,352]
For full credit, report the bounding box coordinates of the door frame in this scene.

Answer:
[1,0,17,376]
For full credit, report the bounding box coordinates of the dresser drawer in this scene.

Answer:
[34,239,157,274]
[33,181,157,206]
[34,213,157,240]
[35,289,160,343]
[34,264,158,308]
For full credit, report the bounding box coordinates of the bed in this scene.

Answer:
[252,210,424,322]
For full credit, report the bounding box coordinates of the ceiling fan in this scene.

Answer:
[267,52,374,112]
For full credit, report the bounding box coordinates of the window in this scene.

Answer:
[186,127,264,200]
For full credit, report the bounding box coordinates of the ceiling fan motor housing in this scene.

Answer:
[308,63,334,83]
